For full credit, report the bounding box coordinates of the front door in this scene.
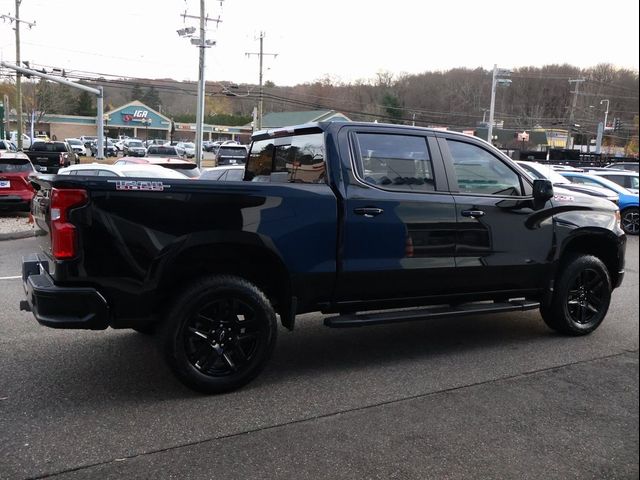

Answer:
[437,136,554,297]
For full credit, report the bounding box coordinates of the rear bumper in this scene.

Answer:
[0,194,32,210]
[21,254,110,330]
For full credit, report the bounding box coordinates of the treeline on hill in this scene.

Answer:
[1,63,638,145]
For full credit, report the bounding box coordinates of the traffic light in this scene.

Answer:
[613,118,621,131]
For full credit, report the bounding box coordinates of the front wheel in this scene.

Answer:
[541,254,612,335]
[160,275,277,393]
[621,207,639,235]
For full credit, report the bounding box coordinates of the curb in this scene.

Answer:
[0,229,46,241]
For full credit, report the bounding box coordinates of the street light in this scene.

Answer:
[487,64,512,143]
[600,99,610,130]
[141,118,151,141]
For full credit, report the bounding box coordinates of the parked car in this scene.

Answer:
[203,140,221,152]
[114,156,200,178]
[146,145,186,158]
[199,165,245,181]
[175,142,196,158]
[65,138,87,157]
[122,139,147,157]
[89,139,118,157]
[0,152,36,211]
[215,144,248,165]
[588,170,639,194]
[9,131,32,149]
[58,163,189,179]
[517,161,619,204]
[0,139,18,154]
[79,136,98,149]
[560,171,639,235]
[605,161,640,173]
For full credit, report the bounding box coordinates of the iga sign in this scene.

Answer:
[121,110,151,123]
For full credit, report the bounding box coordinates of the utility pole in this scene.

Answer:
[564,78,586,149]
[178,2,220,168]
[246,32,277,131]
[1,3,36,149]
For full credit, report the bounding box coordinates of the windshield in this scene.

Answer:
[67,139,82,146]
[128,141,144,147]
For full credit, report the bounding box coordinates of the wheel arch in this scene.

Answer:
[155,242,293,329]
[558,229,624,288]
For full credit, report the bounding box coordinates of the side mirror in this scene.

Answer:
[533,179,554,202]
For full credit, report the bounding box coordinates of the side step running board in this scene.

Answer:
[323,299,540,328]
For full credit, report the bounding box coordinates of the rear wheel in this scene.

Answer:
[621,207,639,235]
[541,254,611,335]
[160,275,277,393]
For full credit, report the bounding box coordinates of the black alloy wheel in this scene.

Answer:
[162,275,277,393]
[540,254,612,336]
[565,268,607,326]
[621,208,639,235]
[183,297,263,377]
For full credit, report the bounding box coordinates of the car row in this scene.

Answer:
[558,171,638,235]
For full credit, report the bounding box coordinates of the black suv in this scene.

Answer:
[215,145,248,165]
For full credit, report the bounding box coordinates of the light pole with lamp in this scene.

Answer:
[142,117,151,142]
[487,64,512,144]
[600,99,610,130]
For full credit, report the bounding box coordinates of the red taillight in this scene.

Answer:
[50,188,87,259]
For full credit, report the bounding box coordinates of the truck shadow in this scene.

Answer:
[10,310,559,402]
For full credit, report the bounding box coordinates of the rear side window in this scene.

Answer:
[353,133,435,192]
[246,133,326,184]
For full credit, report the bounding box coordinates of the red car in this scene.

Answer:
[0,153,37,212]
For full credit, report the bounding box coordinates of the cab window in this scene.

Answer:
[353,133,435,192]
[447,140,522,196]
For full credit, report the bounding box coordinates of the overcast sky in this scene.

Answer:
[1,0,638,87]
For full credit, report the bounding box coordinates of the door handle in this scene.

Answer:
[461,210,485,218]
[354,207,384,218]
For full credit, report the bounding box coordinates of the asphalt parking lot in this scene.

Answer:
[0,236,637,480]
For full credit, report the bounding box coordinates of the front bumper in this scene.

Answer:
[21,254,110,329]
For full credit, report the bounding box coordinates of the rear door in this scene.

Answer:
[437,135,554,296]
[335,126,457,303]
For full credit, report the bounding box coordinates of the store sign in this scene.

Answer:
[121,110,150,123]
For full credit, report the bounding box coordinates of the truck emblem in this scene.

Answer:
[113,180,167,191]
[553,194,575,202]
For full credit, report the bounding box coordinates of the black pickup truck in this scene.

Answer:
[25,140,77,174]
[21,122,626,393]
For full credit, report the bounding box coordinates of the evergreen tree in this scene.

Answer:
[382,92,402,124]
[75,91,96,116]
[130,83,143,102]
[142,86,161,110]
